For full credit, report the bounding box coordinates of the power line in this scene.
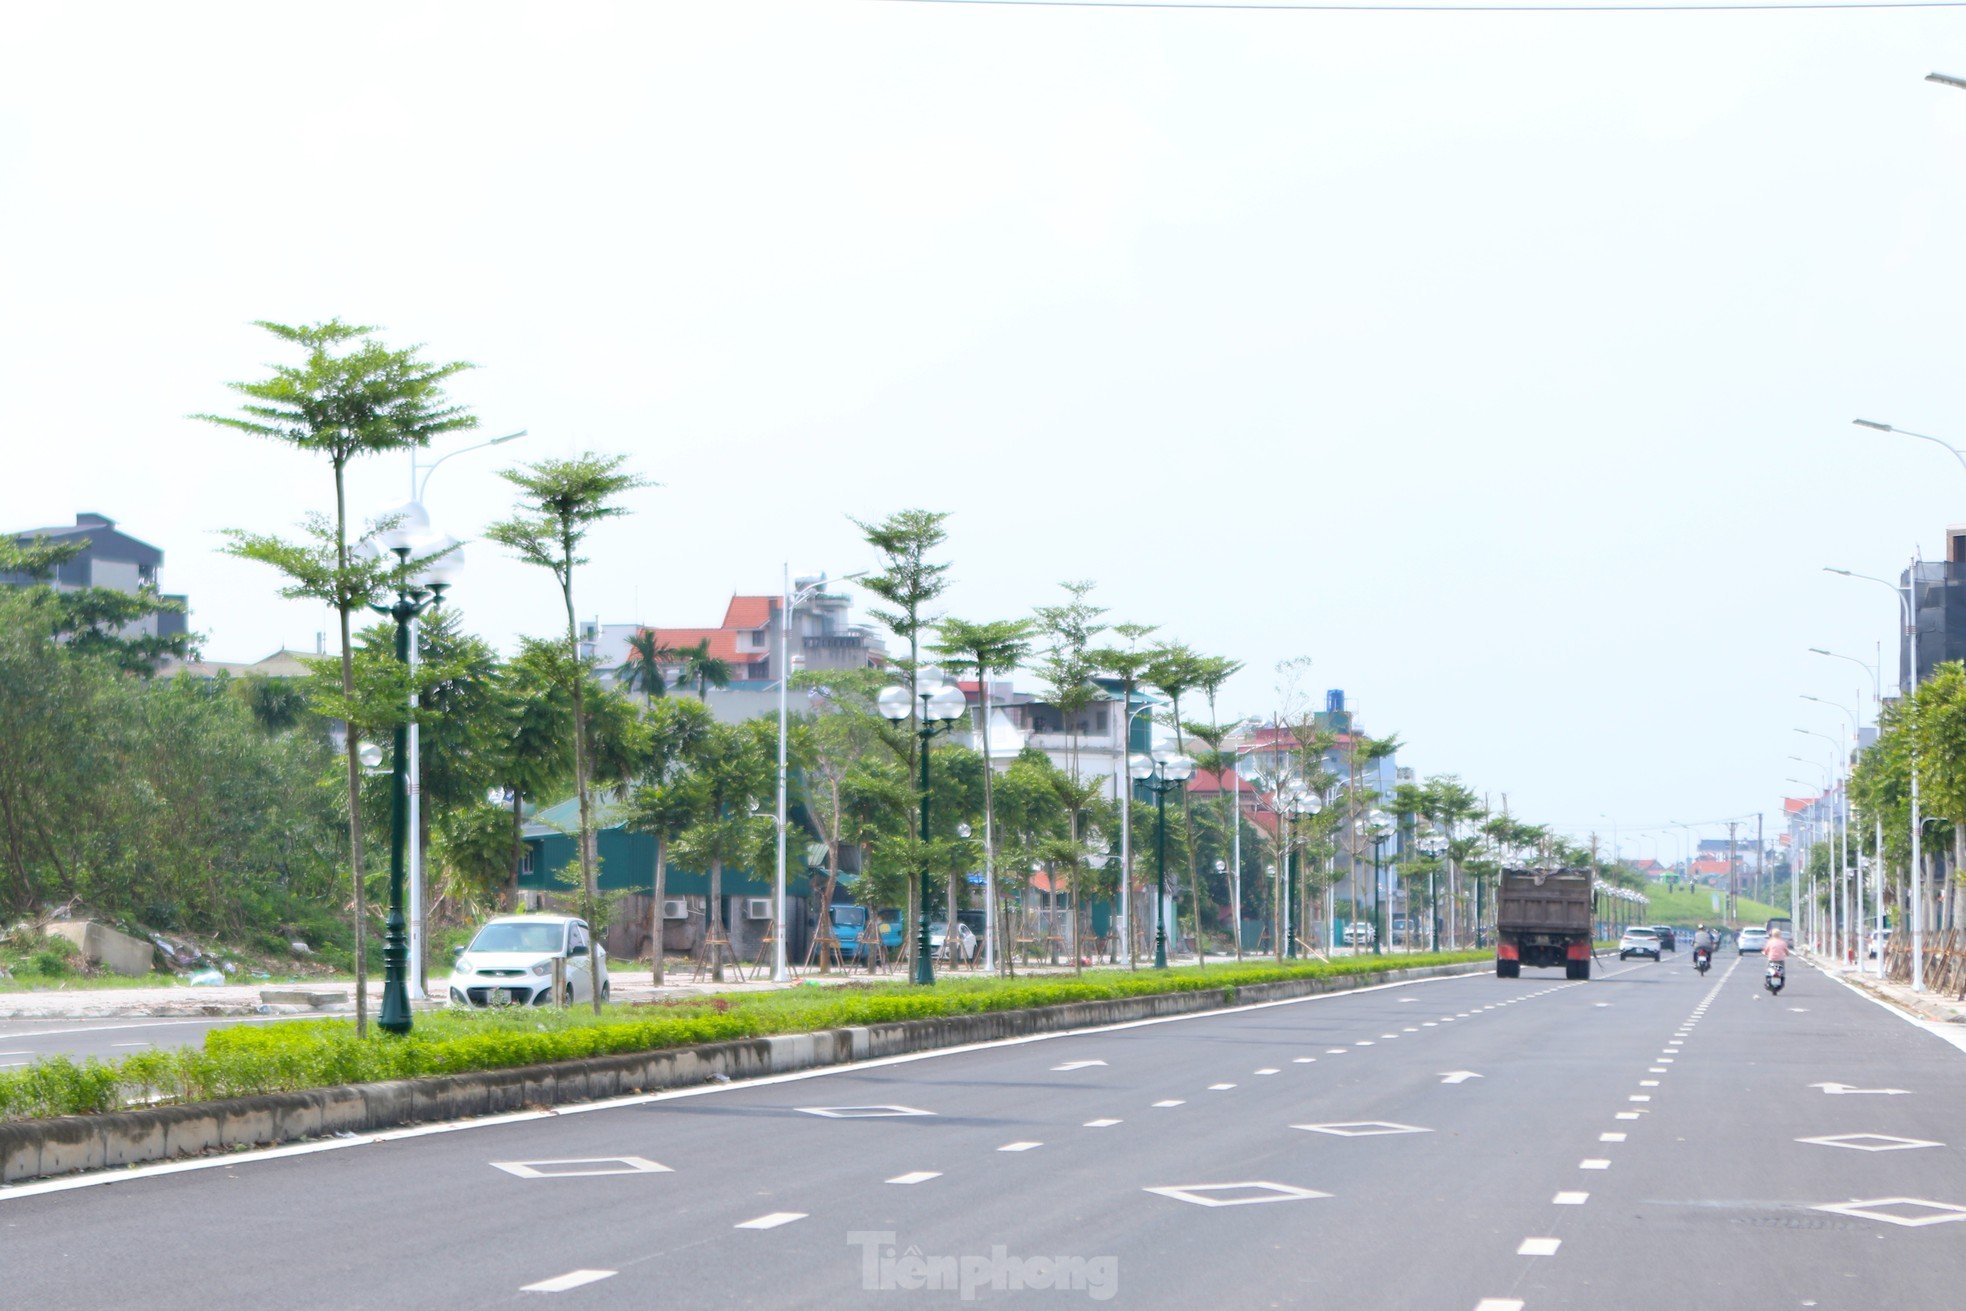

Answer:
[875,0,1966,11]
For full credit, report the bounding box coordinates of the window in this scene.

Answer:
[569,922,590,954]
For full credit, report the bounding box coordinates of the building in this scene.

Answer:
[1901,528,1966,687]
[601,578,888,721]
[956,676,1153,786]
[3,512,188,642]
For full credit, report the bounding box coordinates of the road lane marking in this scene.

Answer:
[1052,1060,1107,1071]
[799,1105,934,1118]
[1292,1057,1315,1063]
[735,1212,807,1229]
[1517,1238,1561,1256]
[1628,1095,1651,1102]
[1208,1083,1237,1091]
[1475,1300,1525,1311]
[1153,1099,1185,1107]
[523,1269,616,1293]
[1326,1048,1349,1054]
[1810,1082,1910,1096]
[1812,1198,1966,1227]
[1293,1121,1431,1137]
[1254,1068,1279,1075]
[998,1141,1043,1152]
[1355,1041,1376,1046]
[493,1156,670,1179]
[1083,1118,1121,1128]
[1640,1080,1660,1087]
[1439,1071,1482,1084]
[1600,1133,1626,1142]
[888,1171,942,1184]
[1145,1181,1331,1207]
[1553,1192,1588,1204]
[1580,1159,1610,1169]
[1796,1133,1942,1152]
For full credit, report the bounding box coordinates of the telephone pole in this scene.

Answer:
[1726,821,1739,923]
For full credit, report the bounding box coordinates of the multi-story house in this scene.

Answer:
[3,512,188,643]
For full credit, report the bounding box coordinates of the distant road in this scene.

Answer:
[0,1014,332,1067]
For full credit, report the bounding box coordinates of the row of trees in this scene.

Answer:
[1845,662,1966,944]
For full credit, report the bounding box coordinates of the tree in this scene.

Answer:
[1088,622,1157,965]
[1146,642,1210,964]
[674,638,734,700]
[0,536,194,675]
[202,319,475,1037]
[669,719,776,982]
[854,508,952,971]
[932,618,1034,972]
[615,631,675,706]
[489,453,648,1011]
[627,696,716,985]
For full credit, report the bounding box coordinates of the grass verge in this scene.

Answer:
[0,951,1485,1121]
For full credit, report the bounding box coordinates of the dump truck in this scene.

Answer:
[1495,867,1594,980]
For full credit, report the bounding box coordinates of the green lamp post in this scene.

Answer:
[1129,748,1194,969]
[879,678,969,986]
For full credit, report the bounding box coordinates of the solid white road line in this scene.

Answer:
[735,1212,807,1230]
[523,1269,616,1292]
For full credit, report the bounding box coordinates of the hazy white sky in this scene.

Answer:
[5,0,1965,856]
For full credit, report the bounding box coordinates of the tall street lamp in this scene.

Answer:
[1283,788,1320,960]
[1417,832,1448,951]
[1367,809,1394,956]
[1129,748,1195,969]
[401,429,522,998]
[367,522,461,1035]
[879,679,968,986]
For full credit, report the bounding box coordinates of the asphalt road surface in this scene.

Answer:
[0,1015,300,1067]
[4,956,1963,1309]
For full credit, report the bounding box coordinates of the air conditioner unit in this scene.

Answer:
[662,899,689,921]
[744,897,774,921]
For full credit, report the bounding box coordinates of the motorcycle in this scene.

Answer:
[1693,946,1712,976]
[1764,959,1785,995]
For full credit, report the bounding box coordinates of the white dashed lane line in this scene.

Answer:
[734,1212,808,1230]
[522,1269,616,1293]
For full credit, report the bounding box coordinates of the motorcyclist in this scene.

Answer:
[1765,929,1789,969]
[1692,924,1717,954]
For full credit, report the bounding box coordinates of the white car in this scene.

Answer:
[1736,927,1769,955]
[928,921,977,962]
[1342,922,1376,946]
[448,915,609,1008]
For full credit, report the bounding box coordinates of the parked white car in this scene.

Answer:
[448,915,609,1008]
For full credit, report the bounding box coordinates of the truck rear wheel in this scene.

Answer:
[1496,959,1520,979]
[1566,958,1591,981]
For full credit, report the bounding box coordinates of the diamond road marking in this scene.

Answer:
[494,1156,671,1179]
[1581,1159,1611,1170]
[998,1141,1043,1152]
[1517,1238,1561,1256]
[887,1171,941,1184]
[1812,1198,1966,1228]
[1144,1181,1331,1208]
[1797,1133,1944,1153]
[1293,1121,1431,1137]
[735,1212,807,1230]
[1084,1118,1122,1128]
[1153,1099,1185,1108]
[523,1269,617,1293]
[799,1105,934,1119]
[1553,1192,1589,1205]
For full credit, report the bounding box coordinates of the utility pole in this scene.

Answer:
[1755,813,1764,906]
[1726,821,1739,923]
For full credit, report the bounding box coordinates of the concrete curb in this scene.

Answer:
[0,960,1484,1186]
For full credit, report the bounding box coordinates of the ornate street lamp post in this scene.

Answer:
[1417,832,1448,952]
[1284,789,1321,960]
[879,679,969,986]
[1367,808,1394,958]
[366,518,461,1036]
[1129,749,1195,969]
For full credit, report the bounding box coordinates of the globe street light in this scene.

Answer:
[1367,809,1395,956]
[879,679,969,985]
[1283,789,1321,960]
[1130,748,1195,969]
[366,520,461,1035]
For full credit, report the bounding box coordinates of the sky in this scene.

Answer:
[5,0,1966,861]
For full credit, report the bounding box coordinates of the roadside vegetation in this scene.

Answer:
[0,952,1484,1121]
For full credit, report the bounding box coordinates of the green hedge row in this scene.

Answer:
[0,951,1485,1122]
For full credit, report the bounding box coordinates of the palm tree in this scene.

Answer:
[616,630,675,707]
[676,638,734,700]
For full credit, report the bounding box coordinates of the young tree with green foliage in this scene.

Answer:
[854,508,952,970]
[489,453,648,1012]
[669,719,776,982]
[615,631,675,706]
[1089,622,1158,965]
[202,319,476,1037]
[627,695,716,985]
[933,618,1033,972]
